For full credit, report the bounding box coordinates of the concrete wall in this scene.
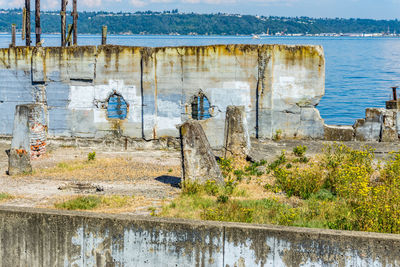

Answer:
[0,45,325,148]
[0,207,399,266]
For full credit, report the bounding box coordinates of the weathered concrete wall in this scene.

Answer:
[0,206,399,266]
[0,45,325,147]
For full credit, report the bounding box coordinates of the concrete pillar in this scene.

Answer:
[180,120,224,184]
[8,105,32,175]
[223,106,251,161]
[8,104,47,175]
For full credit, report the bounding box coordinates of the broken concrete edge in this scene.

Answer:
[223,105,251,161]
[180,120,224,185]
[0,205,399,244]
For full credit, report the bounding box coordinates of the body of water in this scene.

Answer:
[1,34,399,125]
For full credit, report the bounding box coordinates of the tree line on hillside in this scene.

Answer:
[0,9,399,35]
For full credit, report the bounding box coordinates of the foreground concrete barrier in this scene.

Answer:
[0,206,399,266]
[180,120,224,184]
[223,106,251,161]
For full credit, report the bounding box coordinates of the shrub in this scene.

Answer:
[217,194,229,203]
[204,180,219,196]
[181,180,202,195]
[217,157,233,177]
[274,164,324,199]
[269,150,286,170]
[293,145,307,157]
[272,129,282,141]
[88,151,96,161]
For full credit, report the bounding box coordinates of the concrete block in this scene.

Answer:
[8,105,32,175]
[354,119,381,141]
[324,124,354,141]
[180,120,224,184]
[223,106,251,160]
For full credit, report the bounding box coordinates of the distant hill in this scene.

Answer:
[0,9,399,35]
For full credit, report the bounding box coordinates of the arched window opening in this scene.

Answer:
[191,93,211,120]
[107,93,128,120]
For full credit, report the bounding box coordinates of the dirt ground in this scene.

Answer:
[0,138,398,215]
[0,142,182,215]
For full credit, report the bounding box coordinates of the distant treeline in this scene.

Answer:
[1,9,400,35]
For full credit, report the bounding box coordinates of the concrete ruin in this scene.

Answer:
[180,120,224,184]
[1,44,399,145]
[0,45,325,148]
[8,104,47,175]
[223,105,251,161]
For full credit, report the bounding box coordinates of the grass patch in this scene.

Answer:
[54,195,137,211]
[55,196,101,210]
[160,143,400,234]
[0,193,13,202]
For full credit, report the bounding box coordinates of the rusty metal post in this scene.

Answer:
[72,0,78,46]
[61,0,67,46]
[10,24,16,47]
[25,0,31,46]
[102,25,107,45]
[392,87,398,101]
[35,0,41,46]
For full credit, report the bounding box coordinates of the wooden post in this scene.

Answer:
[66,24,73,46]
[35,0,41,46]
[22,8,26,40]
[25,0,31,46]
[72,0,78,46]
[11,24,16,47]
[102,26,107,45]
[61,0,67,46]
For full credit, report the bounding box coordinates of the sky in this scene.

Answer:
[1,0,400,19]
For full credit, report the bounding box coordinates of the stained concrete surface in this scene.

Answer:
[0,206,399,266]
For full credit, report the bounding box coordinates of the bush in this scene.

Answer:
[293,145,307,157]
[274,164,324,199]
[181,180,202,195]
[88,151,96,161]
[204,180,219,196]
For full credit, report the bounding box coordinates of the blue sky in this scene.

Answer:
[2,0,400,19]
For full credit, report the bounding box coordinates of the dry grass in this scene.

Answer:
[31,157,181,181]
[52,194,162,214]
[0,192,13,202]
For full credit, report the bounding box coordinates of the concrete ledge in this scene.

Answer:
[0,206,399,266]
[324,124,355,141]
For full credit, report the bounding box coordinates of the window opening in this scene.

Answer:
[191,93,211,120]
[107,93,128,120]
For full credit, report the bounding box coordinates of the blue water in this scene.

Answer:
[1,34,400,125]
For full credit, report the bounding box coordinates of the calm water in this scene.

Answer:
[2,34,400,125]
